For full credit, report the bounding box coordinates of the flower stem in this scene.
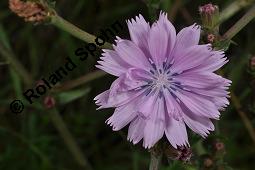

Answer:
[149,145,162,170]
[50,14,112,49]
[49,109,93,170]
[223,4,255,40]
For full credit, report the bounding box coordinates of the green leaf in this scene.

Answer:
[56,88,90,105]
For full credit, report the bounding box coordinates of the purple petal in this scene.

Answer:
[96,49,131,76]
[106,102,138,131]
[148,12,176,66]
[114,40,151,70]
[165,117,189,148]
[172,44,212,73]
[143,99,165,149]
[163,89,182,120]
[128,116,146,144]
[183,113,215,138]
[172,24,200,60]
[174,91,220,119]
[127,14,150,56]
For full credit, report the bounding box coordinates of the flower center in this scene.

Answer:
[153,72,170,89]
[144,61,185,96]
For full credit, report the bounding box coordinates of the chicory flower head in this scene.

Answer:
[95,12,231,149]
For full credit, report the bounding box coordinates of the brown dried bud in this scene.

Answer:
[44,96,56,109]
[9,0,49,23]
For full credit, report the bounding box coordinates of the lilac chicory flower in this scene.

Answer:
[94,12,231,149]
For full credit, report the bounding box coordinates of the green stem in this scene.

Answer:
[51,14,112,49]
[219,0,255,23]
[49,109,93,170]
[223,4,255,40]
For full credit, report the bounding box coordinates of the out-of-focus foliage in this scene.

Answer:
[0,0,255,170]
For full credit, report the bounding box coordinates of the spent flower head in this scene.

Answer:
[95,12,231,149]
[9,0,51,23]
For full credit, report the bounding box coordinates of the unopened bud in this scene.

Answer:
[250,56,255,70]
[44,96,56,109]
[215,141,225,151]
[207,33,215,43]
[164,145,192,163]
[9,0,50,23]
[204,158,213,167]
[199,3,219,30]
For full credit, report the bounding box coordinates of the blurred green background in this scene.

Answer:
[0,0,255,170]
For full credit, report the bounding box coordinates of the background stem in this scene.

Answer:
[49,109,93,170]
[0,44,33,85]
[219,0,255,23]
[0,42,93,169]
[51,14,112,49]
[223,4,255,40]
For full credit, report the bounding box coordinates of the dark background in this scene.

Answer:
[0,0,255,170]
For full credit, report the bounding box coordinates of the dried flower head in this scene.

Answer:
[9,0,48,23]
[95,12,231,149]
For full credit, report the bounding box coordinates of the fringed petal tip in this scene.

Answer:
[191,23,201,30]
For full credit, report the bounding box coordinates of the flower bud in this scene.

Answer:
[250,56,255,70]
[215,141,225,151]
[204,158,213,167]
[207,33,216,43]
[199,3,219,30]
[164,145,192,163]
[44,96,56,109]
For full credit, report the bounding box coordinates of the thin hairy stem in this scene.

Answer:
[231,92,255,145]
[219,0,255,23]
[223,4,255,40]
